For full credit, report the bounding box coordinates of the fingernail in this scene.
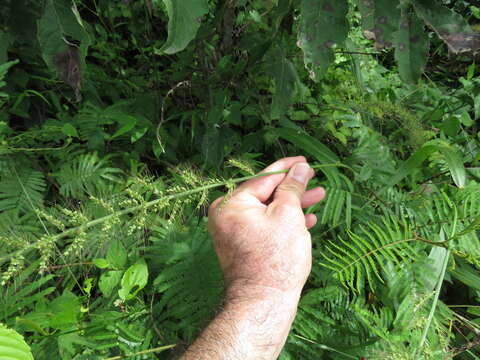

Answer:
[291,163,310,185]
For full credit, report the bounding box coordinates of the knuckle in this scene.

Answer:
[273,203,303,221]
[278,182,303,197]
[210,211,237,234]
[208,197,224,215]
[275,201,298,213]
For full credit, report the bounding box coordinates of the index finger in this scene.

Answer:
[234,156,307,203]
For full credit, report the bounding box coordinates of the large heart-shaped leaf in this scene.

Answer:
[0,324,33,360]
[394,11,430,83]
[159,0,209,54]
[118,259,149,300]
[271,45,300,119]
[358,0,401,49]
[414,0,478,54]
[297,0,348,81]
[37,0,90,94]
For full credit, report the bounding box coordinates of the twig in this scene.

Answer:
[335,50,380,56]
[452,337,480,357]
[45,262,93,271]
[156,81,192,154]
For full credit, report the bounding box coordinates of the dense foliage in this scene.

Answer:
[1,0,480,359]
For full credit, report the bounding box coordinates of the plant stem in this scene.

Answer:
[0,163,339,264]
[103,344,176,360]
[416,216,457,355]
[294,334,358,359]
[417,247,450,352]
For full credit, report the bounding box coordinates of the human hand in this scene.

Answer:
[181,157,325,360]
[208,156,325,295]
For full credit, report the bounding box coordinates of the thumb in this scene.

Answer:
[270,162,313,212]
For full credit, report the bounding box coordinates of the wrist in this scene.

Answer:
[215,281,301,359]
[225,279,302,311]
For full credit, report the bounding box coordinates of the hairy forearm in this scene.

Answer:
[180,284,302,360]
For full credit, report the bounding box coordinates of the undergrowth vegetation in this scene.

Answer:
[1,0,480,359]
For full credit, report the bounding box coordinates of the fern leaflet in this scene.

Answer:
[0,161,46,212]
[321,216,419,291]
[55,152,122,199]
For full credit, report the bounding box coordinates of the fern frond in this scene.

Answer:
[321,216,419,292]
[319,185,353,229]
[354,304,393,341]
[0,210,42,244]
[350,127,396,187]
[457,183,480,220]
[151,222,224,341]
[0,160,46,212]
[0,261,55,323]
[312,173,355,230]
[282,286,367,359]
[0,60,18,90]
[354,293,454,359]
[72,103,114,142]
[55,152,122,199]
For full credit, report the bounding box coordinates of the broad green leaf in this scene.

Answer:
[297,0,348,81]
[49,291,80,330]
[93,258,110,269]
[290,111,310,121]
[37,0,90,74]
[272,0,292,32]
[0,324,33,360]
[118,259,149,300]
[414,0,478,54]
[357,0,374,31]
[394,12,430,83]
[107,239,128,270]
[7,0,39,44]
[388,140,466,188]
[437,142,466,188]
[61,123,79,138]
[131,127,149,143]
[426,244,448,291]
[159,0,208,54]
[358,0,401,49]
[99,270,123,298]
[109,115,137,140]
[226,102,242,126]
[440,116,461,137]
[460,112,473,127]
[271,45,299,119]
[467,62,476,80]
[451,263,480,292]
[201,125,226,168]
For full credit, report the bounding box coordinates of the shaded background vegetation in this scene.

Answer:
[0,0,480,359]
